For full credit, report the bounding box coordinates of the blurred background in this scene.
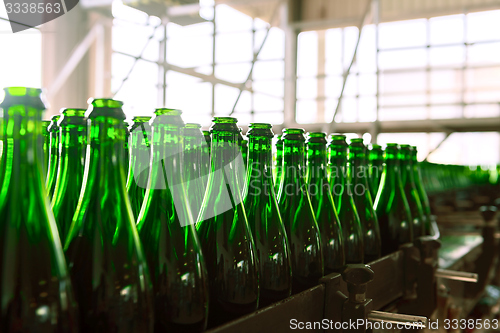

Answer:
[1,0,500,165]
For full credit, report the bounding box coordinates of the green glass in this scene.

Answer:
[46,114,61,199]
[373,143,413,256]
[399,145,425,239]
[237,128,247,194]
[244,123,292,307]
[126,116,151,219]
[329,135,364,264]
[274,134,283,194]
[64,98,154,333]
[183,123,206,220]
[349,139,381,263]
[411,146,432,235]
[124,120,130,173]
[0,87,78,332]
[196,117,259,327]
[51,108,87,245]
[0,117,6,190]
[306,132,345,274]
[201,130,211,189]
[137,109,208,332]
[278,128,323,293]
[42,119,51,177]
[368,144,384,200]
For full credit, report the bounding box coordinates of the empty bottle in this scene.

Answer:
[411,146,433,235]
[399,144,425,239]
[373,143,413,256]
[51,108,87,244]
[306,132,345,274]
[196,117,259,327]
[244,123,292,307]
[0,87,79,332]
[278,128,323,293]
[330,135,364,264]
[368,144,384,199]
[137,109,208,332]
[64,98,154,333]
[126,116,152,219]
[46,114,61,199]
[349,138,381,263]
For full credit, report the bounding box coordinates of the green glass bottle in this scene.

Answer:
[42,119,51,177]
[349,139,381,263]
[274,134,284,194]
[368,144,384,200]
[373,143,413,256]
[306,132,345,274]
[196,117,259,327]
[51,108,87,244]
[126,116,151,219]
[399,144,425,239]
[137,109,208,332]
[183,123,206,221]
[411,146,432,235]
[64,99,154,333]
[0,87,78,332]
[0,117,6,190]
[244,123,292,307]
[329,135,364,264]
[278,128,323,293]
[46,114,61,199]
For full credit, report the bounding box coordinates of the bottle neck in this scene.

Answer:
[149,124,183,190]
[307,144,328,183]
[1,107,45,197]
[349,149,369,185]
[282,140,306,182]
[87,117,128,184]
[247,136,273,185]
[58,124,87,174]
[211,131,240,171]
[126,126,151,182]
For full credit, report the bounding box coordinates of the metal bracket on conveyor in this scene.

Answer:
[340,264,428,333]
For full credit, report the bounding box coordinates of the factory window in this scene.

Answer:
[111,1,285,127]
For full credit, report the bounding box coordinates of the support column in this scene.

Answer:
[41,7,112,117]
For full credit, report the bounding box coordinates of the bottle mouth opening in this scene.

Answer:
[282,128,305,135]
[202,130,210,136]
[213,117,237,124]
[62,108,86,117]
[89,98,124,108]
[386,143,399,149]
[308,132,326,138]
[370,144,382,149]
[350,138,363,143]
[132,116,152,122]
[250,123,271,128]
[4,87,42,97]
[155,108,182,116]
[400,144,411,150]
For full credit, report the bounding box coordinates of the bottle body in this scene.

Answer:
[349,139,381,263]
[400,145,425,239]
[306,132,344,274]
[374,144,413,256]
[244,123,292,307]
[278,129,323,293]
[411,146,433,235]
[51,109,87,244]
[0,87,79,332]
[196,117,259,327]
[64,99,154,333]
[329,135,364,264]
[138,110,208,332]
